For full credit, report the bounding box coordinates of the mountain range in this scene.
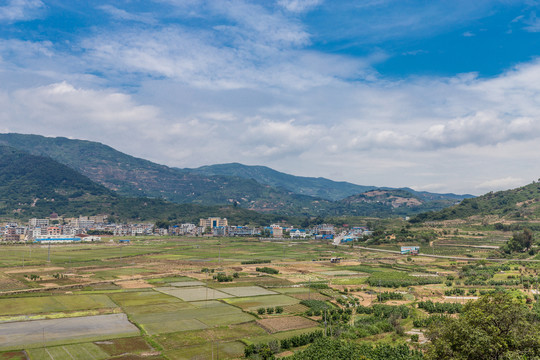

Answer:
[0,145,283,224]
[0,133,472,218]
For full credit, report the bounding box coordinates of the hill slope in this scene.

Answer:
[0,133,470,218]
[0,145,281,224]
[0,133,329,214]
[411,181,540,222]
[191,163,376,201]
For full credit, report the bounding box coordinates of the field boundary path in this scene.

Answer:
[353,245,540,262]
[0,270,187,296]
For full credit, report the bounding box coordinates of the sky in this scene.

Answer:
[1,0,540,195]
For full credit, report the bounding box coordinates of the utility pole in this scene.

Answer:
[47,242,51,262]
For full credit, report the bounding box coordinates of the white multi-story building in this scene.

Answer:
[29,218,49,228]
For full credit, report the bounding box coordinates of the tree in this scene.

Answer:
[504,228,533,253]
[155,220,170,229]
[425,292,540,360]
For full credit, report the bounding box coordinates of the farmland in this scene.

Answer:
[0,223,539,359]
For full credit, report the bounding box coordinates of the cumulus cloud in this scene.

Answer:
[2,1,540,195]
[0,0,43,22]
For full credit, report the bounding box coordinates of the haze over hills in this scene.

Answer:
[0,145,281,224]
[0,133,471,217]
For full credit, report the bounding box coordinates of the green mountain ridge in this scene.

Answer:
[411,181,540,222]
[0,133,470,218]
[0,145,281,224]
[190,162,377,201]
[191,163,473,203]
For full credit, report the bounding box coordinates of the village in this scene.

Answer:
[0,215,372,244]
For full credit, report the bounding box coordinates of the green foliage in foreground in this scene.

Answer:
[286,337,423,360]
[425,292,540,360]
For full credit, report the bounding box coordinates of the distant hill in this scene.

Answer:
[0,133,470,218]
[190,163,376,201]
[0,145,282,224]
[329,189,465,218]
[411,181,540,222]
[0,133,329,215]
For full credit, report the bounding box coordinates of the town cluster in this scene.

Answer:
[0,215,371,243]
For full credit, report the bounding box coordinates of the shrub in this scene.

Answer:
[256,267,279,275]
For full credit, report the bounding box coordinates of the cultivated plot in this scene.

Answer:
[156,286,233,301]
[169,281,205,287]
[0,314,139,349]
[126,300,254,335]
[109,290,182,307]
[0,294,117,317]
[318,270,363,276]
[220,286,277,297]
[224,294,299,311]
[257,316,319,333]
[165,340,245,360]
[27,342,109,360]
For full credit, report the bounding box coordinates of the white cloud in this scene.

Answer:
[277,0,322,13]
[98,5,156,24]
[476,177,525,191]
[0,0,43,22]
[2,1,540,195]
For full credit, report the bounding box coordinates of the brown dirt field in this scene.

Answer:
[5,267,64,274]
[40,283,59,287]
[116,280,153,289]
[96,336,153,356]
[256,316,319,333]
[0,277,26,291]
[283,304,309,314]
[0,351,27,360]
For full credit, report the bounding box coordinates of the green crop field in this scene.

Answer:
[108,290,182,307]
[0,294,117,317]
[126,299,254,335]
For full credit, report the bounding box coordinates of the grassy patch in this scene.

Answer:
[164,341,244,360]
[154,323,266,350]
[109,290,182,308]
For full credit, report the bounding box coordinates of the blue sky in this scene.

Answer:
[1,0,540,195]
